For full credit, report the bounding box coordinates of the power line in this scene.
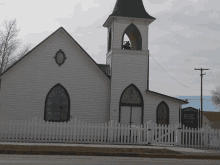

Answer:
[150,65,196,72]
[150,66,199,75]
[149,54,212,92]
[150,65,216,75]
[150,66,218,77]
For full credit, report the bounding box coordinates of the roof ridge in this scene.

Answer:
[0,27,110,79]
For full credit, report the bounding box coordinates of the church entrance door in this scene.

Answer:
[119,84,143,142]
[120,106,142,125]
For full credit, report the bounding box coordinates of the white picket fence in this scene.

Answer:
[0,117,219,149]
[147,122,220,149]
[0,117,145,144]
[179,125,220,149]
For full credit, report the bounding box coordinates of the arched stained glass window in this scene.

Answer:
[119,84,143,126]
[44,84,70,122]
[121,86,141,105]
[157,101,169,125]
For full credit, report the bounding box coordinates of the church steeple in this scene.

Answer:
[110,0,155,19]
[103,0,154,122]
[103,0,155,27]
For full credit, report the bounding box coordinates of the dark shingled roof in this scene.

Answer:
[110,0,155,19]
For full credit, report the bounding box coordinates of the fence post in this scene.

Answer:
[137,125,140,144]
[110,121,113,143]
[147,120,152,144]
[107,121,112,142]
[73,119,77,142]
[175,121,181,146]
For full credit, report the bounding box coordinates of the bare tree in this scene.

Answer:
[0,19,31,74]
[211,86,220,110]
[7,43,31,68]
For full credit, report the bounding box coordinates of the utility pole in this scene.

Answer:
[194,68,209,128]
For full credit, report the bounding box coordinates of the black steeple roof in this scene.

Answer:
[110,0,155,19]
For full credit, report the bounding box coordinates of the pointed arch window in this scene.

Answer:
[122,23,142,50]
[119,84,143,125]
[120,85,142,105]
[44,84,70,122]
[156,101,169,125]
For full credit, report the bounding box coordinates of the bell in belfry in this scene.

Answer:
[123,41,131,50]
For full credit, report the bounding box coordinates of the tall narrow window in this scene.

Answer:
[108,29,112,52]
[122,23,142,50]
[44,84,70,122]
[156,101,169,125]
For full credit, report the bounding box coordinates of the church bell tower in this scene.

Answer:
[103,0,156,122]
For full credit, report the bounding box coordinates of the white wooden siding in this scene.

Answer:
[0,29,110,123]
[144,94,181,124]
[110,50,148,122]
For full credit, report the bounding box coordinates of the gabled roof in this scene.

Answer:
[0,27,110,79]
[146,90,189,104]
[203,111,220,121]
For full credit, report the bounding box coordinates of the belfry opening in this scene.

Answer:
[122,23,142,50]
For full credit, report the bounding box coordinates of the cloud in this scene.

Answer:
[195,22,220,31]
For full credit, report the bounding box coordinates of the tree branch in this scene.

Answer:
[0,19,27,74]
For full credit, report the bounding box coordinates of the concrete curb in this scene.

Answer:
[0,142,220,160]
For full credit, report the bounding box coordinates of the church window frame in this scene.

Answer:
[44,83,70,122]
[54,49,67,67]
[119,84,144,124]
[121,23,142,50]
[156,101,169,125]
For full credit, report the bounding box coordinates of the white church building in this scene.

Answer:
[0,0,188,126]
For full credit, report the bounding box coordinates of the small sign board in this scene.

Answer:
[181,107,198,129]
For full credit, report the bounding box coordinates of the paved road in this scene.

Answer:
[0,154,220,165]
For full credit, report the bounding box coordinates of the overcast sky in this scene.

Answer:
[0,0,219,97]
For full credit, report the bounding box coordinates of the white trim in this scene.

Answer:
[146,91,186,105]
[111,48,149,56]
[103,16,154,27]
[106,49,113,58]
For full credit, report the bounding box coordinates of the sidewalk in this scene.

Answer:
[0,142,220,160]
